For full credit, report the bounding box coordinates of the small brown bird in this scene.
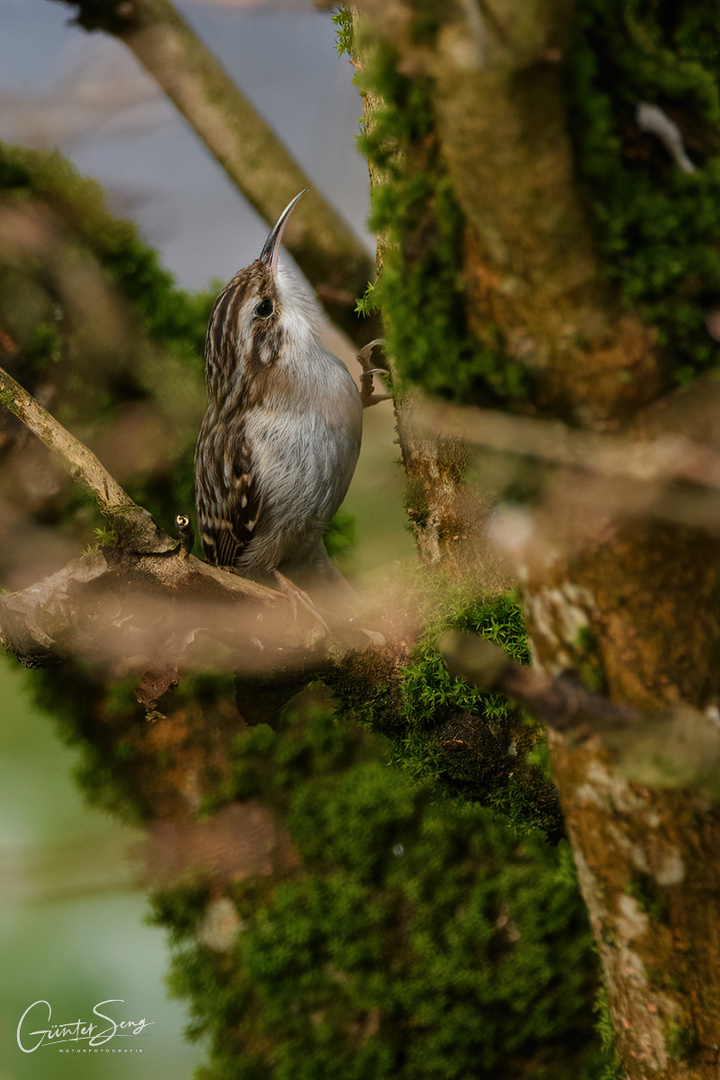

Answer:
[195,192,363,589]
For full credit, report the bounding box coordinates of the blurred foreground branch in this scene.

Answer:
[420,395,720,538]
[423,400,720,491]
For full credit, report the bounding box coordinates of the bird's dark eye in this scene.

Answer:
[254,298,274,319]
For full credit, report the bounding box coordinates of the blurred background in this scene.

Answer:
[0,2,409,1075]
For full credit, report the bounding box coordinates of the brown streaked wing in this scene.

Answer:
[211,435,262,568]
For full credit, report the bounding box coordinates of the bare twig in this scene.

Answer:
[0,363,177,553]
[0,363,292,666]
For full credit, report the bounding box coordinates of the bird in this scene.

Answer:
[194,191,363,595]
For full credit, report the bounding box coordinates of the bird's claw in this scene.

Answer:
[273,570,331,636]
[356,339,391,408]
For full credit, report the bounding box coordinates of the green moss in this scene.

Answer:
[625,869,671,924]
[329,583,562,839]
[93,525,118,548]
[593,989,623,1080]
[399,590,530,733]
[398,591,560,836]
[407,0,451,46]
[151,695,609,1080]
[325,507,356,560]
[351,3,720,398]
[352,33,527,404]
[26,657,241,825]
[575,625,606,695]
[0,139,218,556]
[226,692,371,812]
[0,386,18,410]
[152,875,214,945]
[28,664,148,823]
[332,7,354,56]
[0,142,213,366]
[174,671,238,707]
[569,0,720,384]
[666,1021,699,1063]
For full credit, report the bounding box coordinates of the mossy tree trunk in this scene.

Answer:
[6,2,720,1075]
[352,2,720,1075]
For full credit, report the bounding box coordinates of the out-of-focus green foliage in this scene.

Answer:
[0,141,212,362]
[0,140,214,537]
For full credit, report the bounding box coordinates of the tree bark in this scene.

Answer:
[354,2,720,1074]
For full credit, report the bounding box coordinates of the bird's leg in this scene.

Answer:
[274,568,386,648]
[273,570,331,636]
[356,339,392,408]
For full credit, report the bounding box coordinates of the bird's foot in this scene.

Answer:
[356,339,392,408]
[273,570,331,636]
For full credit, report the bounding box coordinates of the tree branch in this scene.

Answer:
[0,363,175,551]
[438,630,643,732]
[0,362,293,668]
[0,364,134,511]
[439,631,720,796]
[50,0,378,344]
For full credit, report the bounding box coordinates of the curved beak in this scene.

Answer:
[260,189,306,273]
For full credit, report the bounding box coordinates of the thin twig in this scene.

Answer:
[0,365,135,512]
[439,631,720,794]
